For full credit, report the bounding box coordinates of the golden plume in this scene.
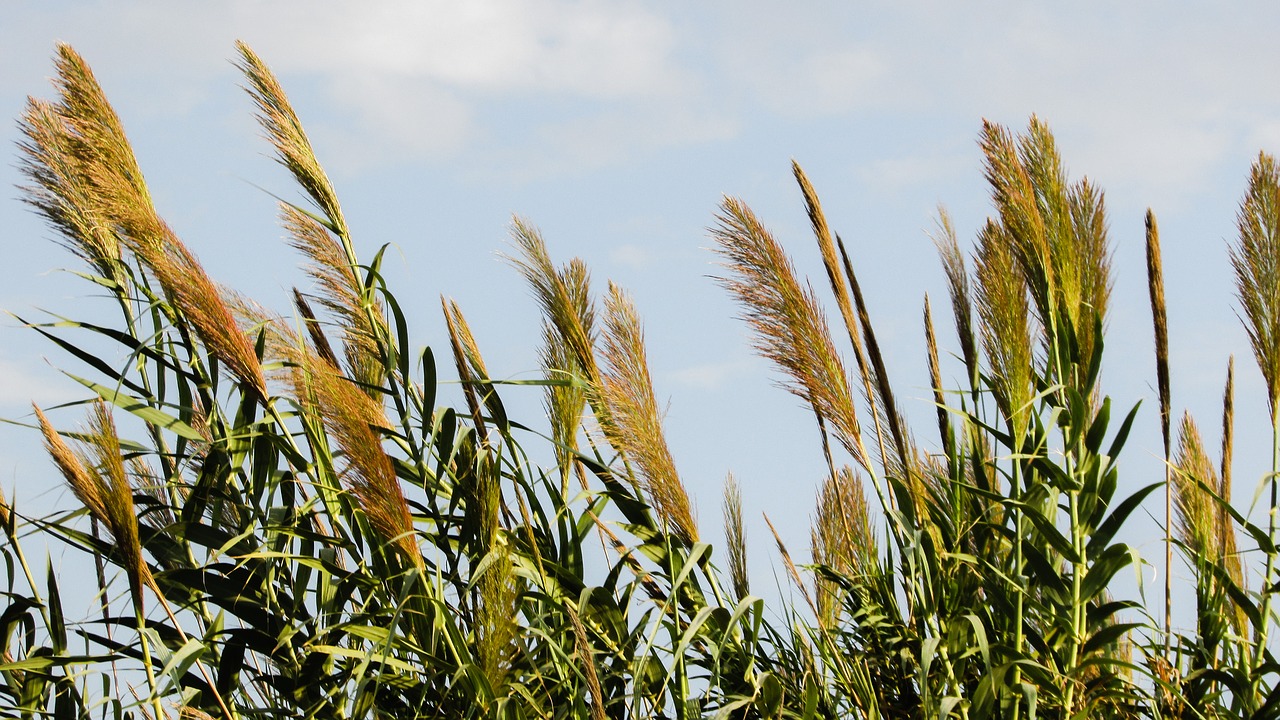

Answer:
[35,402,154,612]
[597,283,698,543]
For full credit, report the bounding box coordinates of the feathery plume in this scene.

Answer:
[932,208,979,385]
[442,298,491,438]
[140,233,269,399]
[507,221,603,487]
[506,219,599,383]
[722,473,749,602]
[1173,414,1242,593]
[284,206,387,390]
[1146,210,1172,457]
[811,466,875,627]
[765,514,820,620]
[239,41,388,392]
[597,283,697,543]
[35,402,154,611]
[711,197,870,472]
[983,117,1113,382]
[566,604,607,720]
[1221,357,1235,535]
[1231,152,1280,423]
[278,328,421,570]
[17,98,125,289]
[1219,358,1241,615]
[476,546,519,690]
[542,316,589,492]
[20,45,267,399]
[975,219,1033,437]
[1067,177,1112,364]
[793,163,887,436]
[235,41,348,237]
[980,119,1054,330]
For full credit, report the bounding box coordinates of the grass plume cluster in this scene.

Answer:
[7,41,1280,720]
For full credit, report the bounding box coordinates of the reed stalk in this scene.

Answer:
[1146,209,1173,648]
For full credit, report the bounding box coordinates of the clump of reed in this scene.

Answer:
[5,41,768,720]
[17,37,1280,720]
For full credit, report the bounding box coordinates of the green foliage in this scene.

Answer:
[6,42,1280,720]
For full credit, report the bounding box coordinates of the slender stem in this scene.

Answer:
[136,609,166,720]
[1010,456,1025,720]
[1064,488,1085,716]
[1252,413,1279,696]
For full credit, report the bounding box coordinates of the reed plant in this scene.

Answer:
[7,41,1280,720]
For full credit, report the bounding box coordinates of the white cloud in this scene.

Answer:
[244,0,684,99]
[4,1,706,177]
[10,3,1280,203]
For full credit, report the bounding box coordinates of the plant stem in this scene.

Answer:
[136,610,166,720]
[1252,412,1279,700]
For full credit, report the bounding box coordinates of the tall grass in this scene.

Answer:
[4,42,1280,719]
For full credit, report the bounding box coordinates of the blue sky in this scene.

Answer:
[3,2,1279,623]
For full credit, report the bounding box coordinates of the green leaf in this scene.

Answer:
[63,373,205,441]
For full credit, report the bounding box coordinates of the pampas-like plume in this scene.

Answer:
[981,117,1113,376]
[975,219,1033,437]
[1068,178,1113,364]
[932,209,979,385]
[35,402,154,612]
[507,219,599,384]
[137,229,269,399]
[711,197,870,472]
[281,331,422,570]
[239,40,392,396]
[1232,152,1280,423]
[285,206,387,392]
[17,99,125,289]
[240,40,388,392]
[566,603,607,720]
[793,163,893,467]
[236,41,348,237]
[980,119,1053,328]
[1146,210,1172,456]
[442,298,492,438]
[1221,358,1235,530]
[811,466,875,627]
[1173,415,1243,594]
[507,223,599,489]
[722,473,749,602]
[542,316,589,491]
[598,283,698,544]
[22,44,267,400]
[476,546,519,690]
[17,43,149,287]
